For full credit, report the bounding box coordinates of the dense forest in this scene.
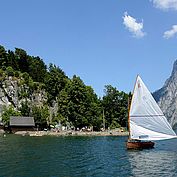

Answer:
[0,45,130,130]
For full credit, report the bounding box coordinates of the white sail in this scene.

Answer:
[130,75,176,141]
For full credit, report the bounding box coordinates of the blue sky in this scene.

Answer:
[1,0,177,96]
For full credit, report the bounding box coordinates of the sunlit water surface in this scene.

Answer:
[1,135,177,177]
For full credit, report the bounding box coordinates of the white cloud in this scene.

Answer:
[163,25,177,39]
[122,12,146,38]
[151,0,177,10]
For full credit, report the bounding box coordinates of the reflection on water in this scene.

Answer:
[128,139,177,177]
[0,135,177,177]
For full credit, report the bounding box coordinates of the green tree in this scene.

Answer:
[45,64,67,104]
[2,106,21,125]
[57,85,70,125]
[0,45,7,69]
[6,66,14,76]
[19,101,31,116]
[32,106,49,128]
[28,56,47,82]
[7,50,19,70]
[83,86,102,130]
[15,48,29,73]
[41,105,50,125]
[57,76,101,129]
[102,85,128,129]
[0,69,5,82]
[22,72,30,84]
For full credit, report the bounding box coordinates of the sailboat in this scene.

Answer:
[127,75,176,149]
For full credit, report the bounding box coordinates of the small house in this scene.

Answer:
[10,116,35,133]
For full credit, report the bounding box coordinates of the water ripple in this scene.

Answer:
[1,135,177,176]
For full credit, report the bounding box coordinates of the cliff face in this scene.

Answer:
[153,60,177,131]
[0,76,57,121]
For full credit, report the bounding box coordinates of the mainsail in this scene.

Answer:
[129,75,176,141]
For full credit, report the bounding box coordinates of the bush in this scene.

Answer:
[0,69,4,77]
[110,120,121,129]
[0,69,5,81]
[19,101,31,116]
[6,66,14,77]
[32,105,49,128]
[2,106,21,125]
[22,72,30,84]
[14,71,20,77]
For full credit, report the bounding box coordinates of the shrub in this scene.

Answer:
[6,66,14,77]
[14,71,20,78]
[2,106,21,125]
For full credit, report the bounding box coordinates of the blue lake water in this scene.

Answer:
[1,135,177,177]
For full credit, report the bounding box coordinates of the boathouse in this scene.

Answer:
[9,116,35,133]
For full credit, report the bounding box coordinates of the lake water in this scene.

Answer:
[1,135,177,177]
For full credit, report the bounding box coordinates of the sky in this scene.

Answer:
[1,0,177,96]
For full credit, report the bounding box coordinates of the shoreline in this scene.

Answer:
[14,130,129,137]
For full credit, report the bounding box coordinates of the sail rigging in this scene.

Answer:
[129,75,176,141]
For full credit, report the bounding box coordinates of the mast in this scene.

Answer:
[128,75,139,140]
[128,95,131,139]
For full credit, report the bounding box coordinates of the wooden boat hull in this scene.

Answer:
[126,141,155,149]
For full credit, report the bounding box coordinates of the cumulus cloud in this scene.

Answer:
[122,12,146,38]
[151,0,177,10]
[163,25,177,39]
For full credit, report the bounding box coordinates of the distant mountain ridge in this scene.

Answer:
[153,60,177,131]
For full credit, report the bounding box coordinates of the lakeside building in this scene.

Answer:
[9,116,35,133]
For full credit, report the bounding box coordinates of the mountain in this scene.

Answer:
[153,60,177,131]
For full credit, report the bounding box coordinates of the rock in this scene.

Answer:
[153,60,177,131]
[0,129,5,134]
[0,76,57,122]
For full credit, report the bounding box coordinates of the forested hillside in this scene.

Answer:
[0,45,129,130]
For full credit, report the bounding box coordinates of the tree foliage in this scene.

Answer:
[32,105,49,128]
[45,64,67,105]
[0,45,129,130]
[102,85,129,129]
[2,106,21,125]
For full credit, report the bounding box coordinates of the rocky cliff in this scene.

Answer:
[153,60,177,131]
[0,75,57,122]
